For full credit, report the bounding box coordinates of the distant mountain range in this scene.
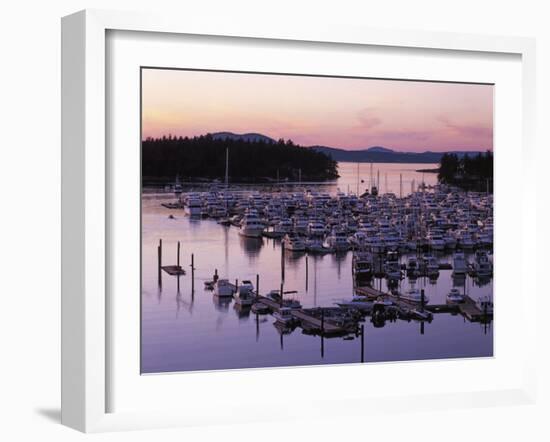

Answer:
[210,131,486,164]
[211,131,276,144]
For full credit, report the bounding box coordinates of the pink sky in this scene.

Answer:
[142,68,493,152]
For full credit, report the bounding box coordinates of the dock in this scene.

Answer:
[458,296,491,321]
[355,284,489,322]
[355,285,387,298]
[161,265,186,276]
[254,295,352,335]
[291,309,348,335]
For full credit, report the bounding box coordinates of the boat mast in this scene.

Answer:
[370,162,373,189]
[356,162,359,195]
[225,147,229,189]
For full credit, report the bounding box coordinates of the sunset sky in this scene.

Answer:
[142,68,493,152]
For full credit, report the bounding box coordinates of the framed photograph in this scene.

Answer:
[61,9,537,432]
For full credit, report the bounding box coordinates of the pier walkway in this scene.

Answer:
[291,310,345,335]
[355,284,489,322]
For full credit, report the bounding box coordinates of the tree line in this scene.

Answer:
[142,134,339,182]
[438,151,493,192]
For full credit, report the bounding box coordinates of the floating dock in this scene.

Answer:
[161,265,186,276]
[355,284,490,323]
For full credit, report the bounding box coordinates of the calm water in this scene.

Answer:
[141,163,493,374]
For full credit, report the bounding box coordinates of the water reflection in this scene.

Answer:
[239,235,263,257]
[141,165,493,374]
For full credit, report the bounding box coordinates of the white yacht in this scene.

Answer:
[452,251,468,275]
[239,211,264,238]
[476,295,494,314]
[400,288,429,304]
[336,296,373,311]
[305,238,332,254]
[273,307,295,325]
[326,229,351,251]
[428,232,446,251]
[184,193,202,217]
[446,287,465,304]
[234,280,255,306]
[307,220,326,237]
[283,233,306,252]
[352,251,374,280]
[473,250,493,276]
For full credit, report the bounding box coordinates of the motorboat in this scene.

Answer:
[273,307,295,325]
[305,238,332,254]
[476,295,494,315]
[326,228,351,251]
[446,287,465,303]
[283,233,306,252]
[406,256,418,276]
[399,288,429,304]
[352,251,374,280]
[214,279,235,297]
[473,250,493,276]
[336,296,373,311]
[452,251,468,275]
[239,211,264,238]
[234,280,255,306]
[184,193,202,217]
[307,220,326,237]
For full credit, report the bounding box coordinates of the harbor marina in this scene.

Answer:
[141,163,493,373]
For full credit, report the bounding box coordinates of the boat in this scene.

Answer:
[214,279,235,297]
[234,280,255,306]
[425,255,439,276]
[184,193,202,217]
[265,289,302,309]
[476,295,494,315]
[428,231,446,251]
[283,233,306,252]
[239,211,264,238]
[307,220,326,237]
[399,288,429,304]
[326,228,351,251]
[473,250,493,276]
[352,251,374,280]
[305,238,332,254]
[452,251,468,275]
[336,296,373,311]
[273,307,296,325]
[385,251,402,280]
[173,175,183,195]
[406,256,418,276]
[446,287,465,303]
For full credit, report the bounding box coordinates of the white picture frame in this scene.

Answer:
[61,9,537,433]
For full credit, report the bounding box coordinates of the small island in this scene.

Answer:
[142,134,339,183]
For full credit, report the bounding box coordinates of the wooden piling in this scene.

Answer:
[305,254,309,291]
[321,311,325,358]
[420,289,425,311]
[360,325,365,363]
[191,253,195,296]
[177,241,180,268]
[157,239,163,286]
[256,274,260,299]
[281,245,285,282]
[280,282,284,307]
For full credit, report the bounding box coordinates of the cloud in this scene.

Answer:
[356,107,382,129]
[437,115,492,139]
